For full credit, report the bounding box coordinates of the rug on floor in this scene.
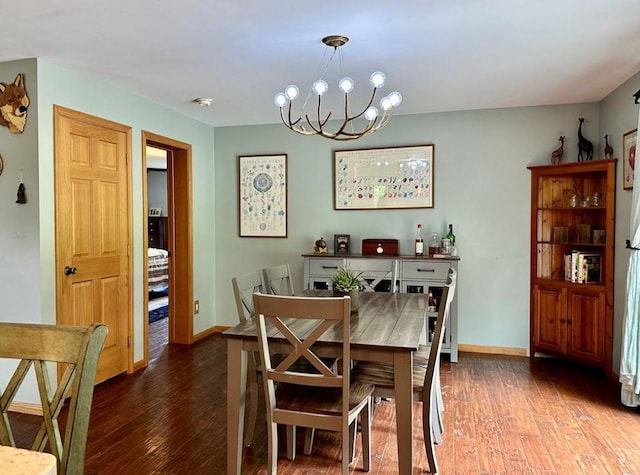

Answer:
[149,305,168,324]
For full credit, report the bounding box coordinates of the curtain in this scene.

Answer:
[620,105,640,407]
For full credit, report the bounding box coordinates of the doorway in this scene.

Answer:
[142,131,194,365]
[146,147,170,354]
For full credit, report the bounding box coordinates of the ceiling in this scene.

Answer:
[3,1,640,129]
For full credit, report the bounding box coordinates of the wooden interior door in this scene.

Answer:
[54,106,132,383]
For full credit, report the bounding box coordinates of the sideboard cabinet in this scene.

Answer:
[528,159,615,372]
[302,254,459,362]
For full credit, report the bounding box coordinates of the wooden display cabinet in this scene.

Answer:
[528,159,615,373]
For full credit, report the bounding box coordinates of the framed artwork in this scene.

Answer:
[333,144,434,210]
[238,154,288,237]
[623,129,637,190]
[149,207,161,216]
[334,234,350,254]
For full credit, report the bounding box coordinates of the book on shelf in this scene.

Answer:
[564,251,602,284]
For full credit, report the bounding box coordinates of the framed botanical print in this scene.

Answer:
[238,154,288,237]
[623,129,637,190]
[334,144,434,210]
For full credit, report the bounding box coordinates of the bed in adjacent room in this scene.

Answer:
[148,247,169,292]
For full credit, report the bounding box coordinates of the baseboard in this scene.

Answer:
[458,344,528,357]
[132,359,146,372]
[9,402,43,416]
[193,326,228,342]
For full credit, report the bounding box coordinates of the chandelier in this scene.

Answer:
[274,35,402,141]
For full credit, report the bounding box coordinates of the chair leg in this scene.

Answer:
[423,391,439,474]
[342,421,351,475]
[349,420,357,463]
[431,402,443,445]
[303,427,315,455]
[244,357,259,447]
[362,399,372,472]
[267,422,278,474]
[286,425,296,460]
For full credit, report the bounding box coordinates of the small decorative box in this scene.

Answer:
[362,239,399,256]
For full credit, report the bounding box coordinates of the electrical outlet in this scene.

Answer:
[194,300,200,314]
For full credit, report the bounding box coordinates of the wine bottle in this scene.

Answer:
[415,224,424,256]
[446,224,456,245]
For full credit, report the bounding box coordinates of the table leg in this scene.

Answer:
[394,351,414,475]
[226,339,247,475]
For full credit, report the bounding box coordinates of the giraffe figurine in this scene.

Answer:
[577,118,593,161]
[551,136,565,164]
[604,134,614,160]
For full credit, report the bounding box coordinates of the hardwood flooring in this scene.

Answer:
[11,327,640,474]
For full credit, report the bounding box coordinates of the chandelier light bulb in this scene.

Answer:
[388,91,403,107]
[312,80,329,96]
[380,96,393,111]
[364,106,379,121]
[338,77,354,94]
[370,71,386,88]
[274,92,287,108]
[284,85,299,101]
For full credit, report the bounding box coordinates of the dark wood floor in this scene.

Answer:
[11,320,640,474]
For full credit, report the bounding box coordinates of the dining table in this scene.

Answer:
[0,446,57,475]
[223,289,428,475]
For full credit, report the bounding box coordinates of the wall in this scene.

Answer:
[214,102,600,353]
[0,58,217,403]
[0,60,40,325]
[598,70,640,373]
[148,170,168,217]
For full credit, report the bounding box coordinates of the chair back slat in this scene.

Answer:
[231,271,266,323]
[262,264,295,296]
[0,322,107,475]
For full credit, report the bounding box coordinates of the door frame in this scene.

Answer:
[142,131,194,362]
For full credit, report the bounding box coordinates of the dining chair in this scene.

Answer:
[253,292,373,475]
[262,264,295,296]
[352,268,457,474]
[232,271,318,453]
[0,322,108,475]
[231,271,268,447]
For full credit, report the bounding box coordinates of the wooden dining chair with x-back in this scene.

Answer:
[232,270,318,456]
[352,268,457,474]
[253,292,373,474]
[0,322,108,475]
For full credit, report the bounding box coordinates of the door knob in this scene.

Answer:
[63,266,77,276]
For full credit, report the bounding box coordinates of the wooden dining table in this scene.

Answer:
[223,290,428,475]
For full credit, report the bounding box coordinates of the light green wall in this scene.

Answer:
[0,60,40,327]
[214,102,601,353]
[599,70,640,373]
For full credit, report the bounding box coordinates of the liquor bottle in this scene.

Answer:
[446,224,456,245]
[415,224,424,256]
[428,233,440,256]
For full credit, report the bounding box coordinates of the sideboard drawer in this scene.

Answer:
[401,260,450,281]
[308,258,344,276]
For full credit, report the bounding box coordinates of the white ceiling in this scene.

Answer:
[3,1,640,128]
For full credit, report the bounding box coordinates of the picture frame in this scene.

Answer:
[238,154,288,237]
[334,234,351,254]
[623,128,637,190]
[149,207,161,217]
[333,144,434,210]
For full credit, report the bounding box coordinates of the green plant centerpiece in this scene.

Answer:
[332,266,363,312]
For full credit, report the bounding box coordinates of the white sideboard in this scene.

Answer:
[302,254,459,362]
